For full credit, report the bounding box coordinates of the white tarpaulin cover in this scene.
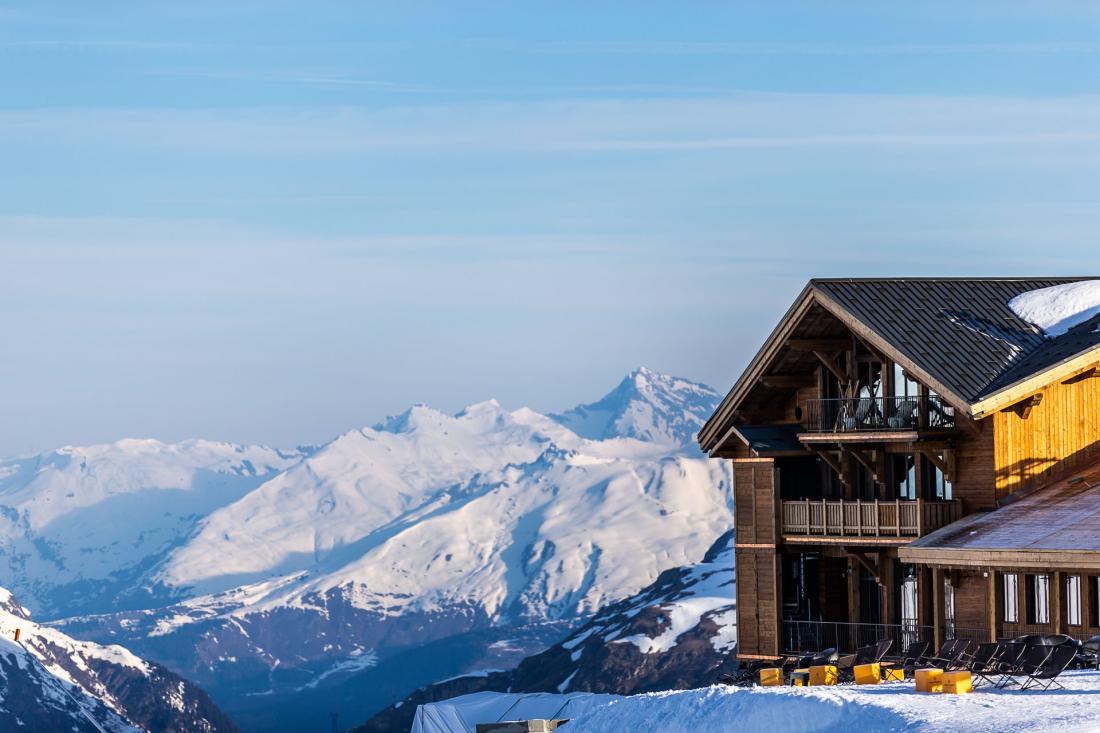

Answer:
[410,691,621,733]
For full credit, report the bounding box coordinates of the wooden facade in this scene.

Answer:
[700,278,1100,659]
[993,370,1100,498]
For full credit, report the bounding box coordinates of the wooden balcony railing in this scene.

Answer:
[803,395,955,433]
[781,498,961,539]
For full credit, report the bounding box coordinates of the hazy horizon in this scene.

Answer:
[4,2,1100,455]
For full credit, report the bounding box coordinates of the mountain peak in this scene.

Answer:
[550,369,721,449]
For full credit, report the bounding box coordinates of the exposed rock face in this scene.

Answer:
[11,370,729,731]
[356,532,736,733]
[0,588,237,733]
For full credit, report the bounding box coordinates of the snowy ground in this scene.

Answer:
[566,670,1100,732]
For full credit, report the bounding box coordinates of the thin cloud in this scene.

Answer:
[7,93,1100,156]
[469,39,1100,56]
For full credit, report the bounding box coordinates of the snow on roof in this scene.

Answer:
[1008,280,1100,337]
[411,691,620,733]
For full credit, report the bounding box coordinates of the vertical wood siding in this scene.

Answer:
[994,366,1100,498]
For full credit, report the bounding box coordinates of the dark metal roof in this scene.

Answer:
[731,424,804,454]
[811,278,1100,403]
[699,277,1100,453]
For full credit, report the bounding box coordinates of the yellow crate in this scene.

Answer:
[791,669,810,687]
[915,668,943,693]
[854,662,881,685]
[942,670,972,694]
[883,667,905,682]
[809,665,837,686]
[759,667,783,686]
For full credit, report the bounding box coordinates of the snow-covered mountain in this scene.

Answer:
[0,587,236,732]
[358,531,736,733]
[4,370,731,732]
[0,439,304,616]
[551,367,721,449]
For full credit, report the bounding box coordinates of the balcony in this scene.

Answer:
[803,395,955,434]
[781,498,961,542]
[783,620,989,655]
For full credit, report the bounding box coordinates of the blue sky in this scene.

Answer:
[3,2,1100,454]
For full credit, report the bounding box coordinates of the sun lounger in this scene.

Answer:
[962,642,1003,687]
[1021,644,1077,691]
[880,640,930,678]
[923,639,971,670]
[997,645,1053,689]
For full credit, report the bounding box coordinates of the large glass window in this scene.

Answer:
[1091,577,1100,627]
[890,454,917,500]
[1068,575,1083,627]
[944,577,956,639]
[858,361,883,400]
[891,363,920,399]
[1004,573,1019,623]
[1026,574,1051,624]
[922,456,953,500]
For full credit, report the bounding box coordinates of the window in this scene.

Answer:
[944,577,956,639]
[922,456,953,501]
[891,363,920,399]
[890,454,917,501]
[1068,576,1083,627]
[858,361,883,401]
[1004,573,1019,623]
[1092,577,1100,628]
[1026,574,1050,625]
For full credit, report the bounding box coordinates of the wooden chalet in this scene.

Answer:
[698,278,1100,660]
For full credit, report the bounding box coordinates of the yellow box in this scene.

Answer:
[791,669,810,687]
[883,667,905,682]
[809,665,838,686]
[854,662,881,685]
[759,667,783,686]
[915,668,943,693]
[942,670,972,694]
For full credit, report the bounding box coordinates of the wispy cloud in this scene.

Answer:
[459,39,1100,56]
[7,93,1100,156]
[0,39,204,51]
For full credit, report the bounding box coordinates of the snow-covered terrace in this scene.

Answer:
[566,670,1100,732]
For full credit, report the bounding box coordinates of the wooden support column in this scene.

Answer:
[1052,571,1063,634]
[848,560,860,624]
[882,557,896,625]
[986,570,997,642]
[932,566,944,649]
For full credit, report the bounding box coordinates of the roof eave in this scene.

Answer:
[968,343,1100,419]
[698,283,817,454]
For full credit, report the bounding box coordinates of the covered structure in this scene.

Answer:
[410,691,620,733]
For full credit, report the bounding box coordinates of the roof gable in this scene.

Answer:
[699,277,1100,453]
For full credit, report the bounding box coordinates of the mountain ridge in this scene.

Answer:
[0,369,731,733]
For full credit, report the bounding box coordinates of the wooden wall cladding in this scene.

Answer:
[735,547,780,658]
[994,365,1100,498]
[733,460,778,545]
[952,428,997,512]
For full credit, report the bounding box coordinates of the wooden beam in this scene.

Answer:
[1063,367,1100,385]
[970,347,1100,419]
[915,445,951,480]
[786,338,850,352]
[843,447,881,482]
[808,446,847,485]
[1006,393,1043,420]
[932,567,944,651]
[759,374,816,389]
[812,350,849,384]
[847,549,881,584]
[986,570,997,643]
